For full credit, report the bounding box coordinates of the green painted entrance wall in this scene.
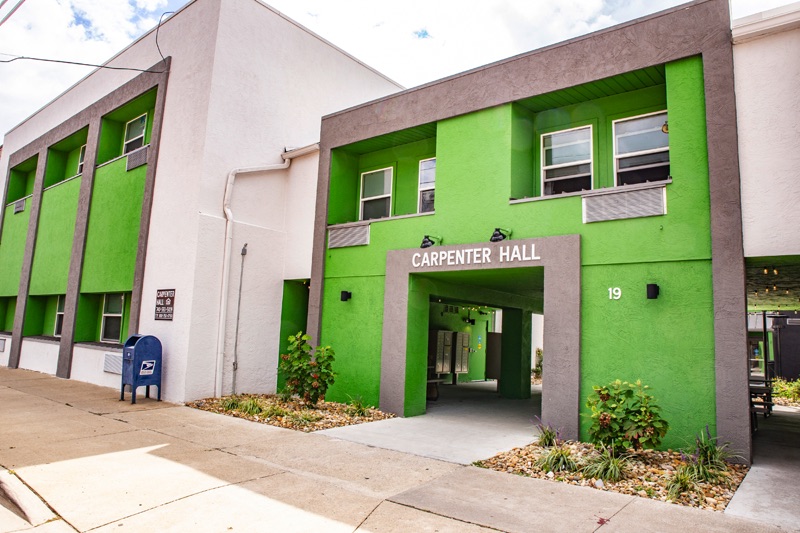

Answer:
[277,280,310,391]
[320,57,715,447]
[427,301,494,383]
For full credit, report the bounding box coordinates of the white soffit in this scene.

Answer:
[732,1,800,43]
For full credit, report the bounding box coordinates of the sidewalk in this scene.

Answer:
[0,367,790,532]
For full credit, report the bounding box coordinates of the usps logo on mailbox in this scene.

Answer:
[140,360,156,376]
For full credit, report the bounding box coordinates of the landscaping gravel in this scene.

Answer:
[475,440,748,512]
[188,394,394,432]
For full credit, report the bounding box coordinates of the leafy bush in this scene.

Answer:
[666,464,698,500]
[279,332,336,405]
[532,348,543,379]
[773,378,800,402]
[536,446,578,473]
[582,447,630,482]
[586,379,669,453]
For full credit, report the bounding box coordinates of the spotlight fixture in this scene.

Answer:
[661,121,669,134]
[340,291,352,302]
[646,283,660,299]
[420,235,441,249]
[774,268,779,275]
[764,267,769,275]
[774,285,777,291]
[490,228,512,242]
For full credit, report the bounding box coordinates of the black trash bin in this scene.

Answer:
[121,334,162,404]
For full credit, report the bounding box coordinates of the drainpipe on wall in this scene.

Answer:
[215,143,320,397]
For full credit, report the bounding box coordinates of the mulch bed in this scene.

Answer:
[187,394,394,432]
[475,441,748,512]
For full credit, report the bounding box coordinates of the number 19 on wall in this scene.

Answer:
[608,287,622,300]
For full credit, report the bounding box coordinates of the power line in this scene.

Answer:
[0,54,166,73]
[0,0,26,27]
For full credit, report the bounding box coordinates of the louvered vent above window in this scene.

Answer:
[583,186,665,223]
[126,145,148,171]
[328,224,370,248]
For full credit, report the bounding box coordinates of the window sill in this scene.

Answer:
[75,340,123,350]
[23,335,61,344]
[328,210,435,230]
[509,178,672,205]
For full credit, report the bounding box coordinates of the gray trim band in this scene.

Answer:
[381,236,581,439]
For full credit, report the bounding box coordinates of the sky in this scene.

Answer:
[0,0,796,136]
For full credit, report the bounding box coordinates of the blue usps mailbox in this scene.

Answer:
[121,334,162,404]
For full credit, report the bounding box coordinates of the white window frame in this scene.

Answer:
[77,145,87,175]
[123,113,147,154]
[101,293,125,343]
[612,110,669,187]
[54,295,65,337]
[417,157,436,214]
[540,125,593,196]
[359,167,393,221]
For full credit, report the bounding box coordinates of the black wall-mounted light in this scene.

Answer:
[420,235,442,249]
[340,291,352,302]
[646,283,660,299]
[490,228,512,242]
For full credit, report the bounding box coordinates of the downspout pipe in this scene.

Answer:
[215,143,320,397]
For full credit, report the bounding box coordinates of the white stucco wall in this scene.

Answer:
[71,345,125,390]
[1,0,402,402]
[734,8,800,257]
[164,0,402,400]
[18,339,58,374]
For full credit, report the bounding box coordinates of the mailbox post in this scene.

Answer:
[121,334,162,404]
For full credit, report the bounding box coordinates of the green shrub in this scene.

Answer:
[586,379,669,453]
[346,395,372,417]
[279,332,336,405]
[666,464,698,500]
[684,426,739,484]
[582,448,630,482]
[239,397,263,416]
[262,404,289,418]
[536,421,558,447]
[221,395,241,411]
[532,348,543,379]
[289,410,323,426]
[773,378,800,402]
[536,446,577,473]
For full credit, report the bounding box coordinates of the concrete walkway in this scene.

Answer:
[319,381,541,464]
[0,367,793,533]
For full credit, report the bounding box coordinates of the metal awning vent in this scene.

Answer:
[583,186,666,223]
[328,224,370,248]
[787,319,800,326]
[126,146,148,171]
[103,352,123,374]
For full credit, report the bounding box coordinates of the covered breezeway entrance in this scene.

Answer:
[379,235,581,440]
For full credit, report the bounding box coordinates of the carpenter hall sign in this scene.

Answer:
[411,243,541,269]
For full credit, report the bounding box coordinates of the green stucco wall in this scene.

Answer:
[80,159,145,293]
[29,179,80,295]
[319,57,713,447]
[277,280,310,391]
[0,198,31,296]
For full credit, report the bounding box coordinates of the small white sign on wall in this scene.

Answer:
[0,338,5,352]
